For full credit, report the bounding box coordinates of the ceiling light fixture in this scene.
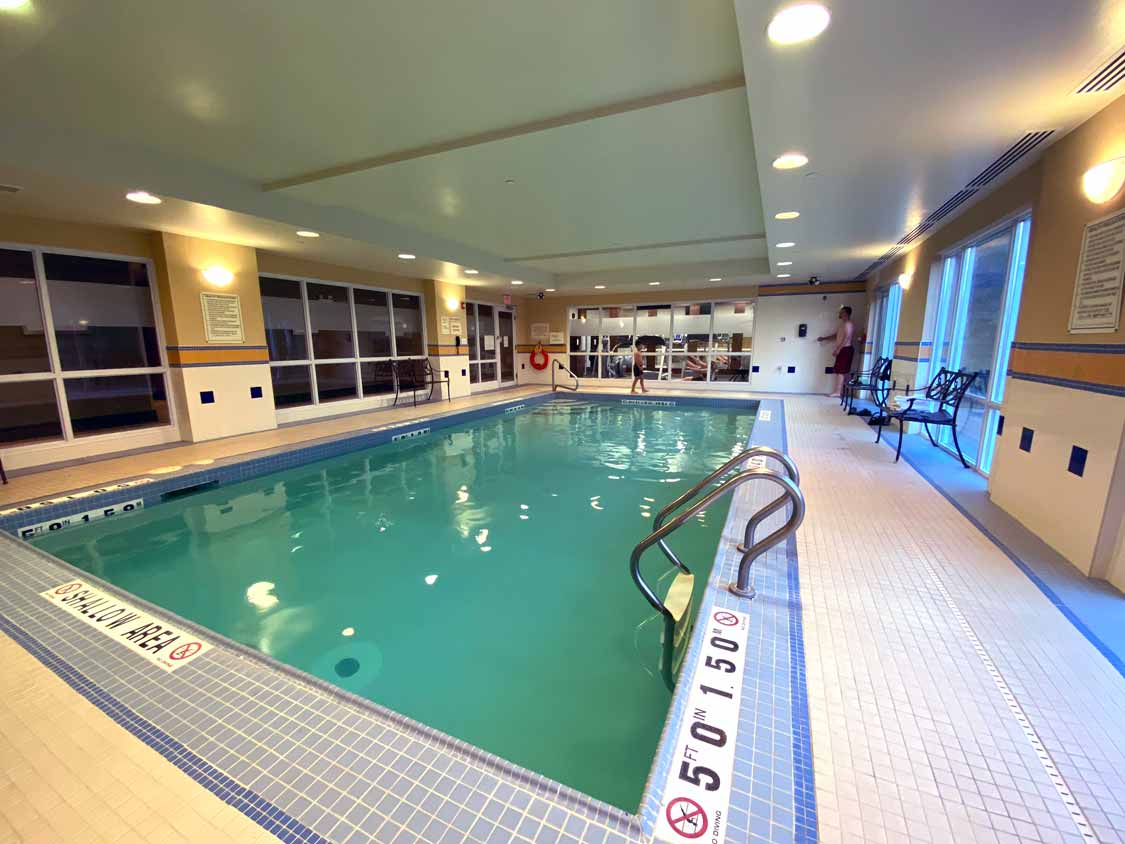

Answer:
[778,261,793,266]
[464,268,479,275]
[511,279,524,285]
[649,282,661,286]
[776,242,796,248]
[126,190,161,205]
[594,284,606,289]
[775,211,801,220]
[772,153,809,170]
[545,288,556,292]
[0,0,32,12]
[296,230,319,238]
[1082,156,1125,204]
[709,277,723,282]
[768,3,831,45]
[397,253,416,260]
[777,274,792,278]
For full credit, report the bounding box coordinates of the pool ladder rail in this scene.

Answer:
[630,445,805,640]
[552,360,579,392]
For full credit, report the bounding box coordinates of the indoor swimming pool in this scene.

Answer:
[30,398,756,811]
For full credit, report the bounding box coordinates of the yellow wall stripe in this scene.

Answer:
[1008,349,1125,389]
[166,348,269,366]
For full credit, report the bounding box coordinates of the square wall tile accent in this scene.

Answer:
[250,386,263,399]
[787,365,796,374]
[200,390,215,405]
[1068,445,1088,477]
[997,414,1005,437]
[1019,426,1034,452]
[752,365,760,373]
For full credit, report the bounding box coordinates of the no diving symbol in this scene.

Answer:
[54,583,82,596]
[666,797,707,839]
[713,611,738,627]
[169,641,202,661]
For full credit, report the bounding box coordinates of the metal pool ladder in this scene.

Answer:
[629,446,805,686]
[552,360,579,392]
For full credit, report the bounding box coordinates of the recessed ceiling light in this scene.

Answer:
[296,230,319,238]
[778,261,793,266]
[397,253,416,260]
[125,190,161,205]
[511,280,524,285]
[504,178,516,185]
[776,242,796,248]
[768,3,831,45]
[772,153,809,170]
[709,277,723,282]
[545,288,556,292]
[775,211,800,220]
[464,269,479,275]
[594,284,606,289]
[777,274,792,278]
[0,0,32,12]
[649,282,661,286]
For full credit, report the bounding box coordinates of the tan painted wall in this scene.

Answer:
[156,232,265,347]
[874,162,1044,341]
[256,252,426,294]
[872,93,1125,347]
[0,212,155,258]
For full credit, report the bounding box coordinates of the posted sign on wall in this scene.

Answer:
[1069,208,1125,333]
[654,609,750,844]
[41,581,212,671]
[201,292,245,343]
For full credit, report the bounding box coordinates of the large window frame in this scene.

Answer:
[0,242,176,458]
[260,273,428,416]
[567,299,755,385]
[929,212,1031,475]
[870,282,903,361]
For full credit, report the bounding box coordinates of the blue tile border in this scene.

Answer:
[1007,370,1125,398]
[878,430,1125,682]
[1011,341,1125,354]
[0,611,331,844]
[778,401,818,844]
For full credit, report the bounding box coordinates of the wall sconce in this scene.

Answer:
[1082,156,1125,204]
[202,266,234,287]
[444,295,460,312]
[897,272,913,289]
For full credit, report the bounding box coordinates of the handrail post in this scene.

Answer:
[655,446,798,572]
[728,475,805,598]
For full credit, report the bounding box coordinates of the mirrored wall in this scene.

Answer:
[567,300,755,383]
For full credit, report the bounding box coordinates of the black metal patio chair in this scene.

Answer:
[393,359,451,408]
[842,356,892,415]
[877,368,979,467]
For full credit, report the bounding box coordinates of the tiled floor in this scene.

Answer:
[1,390,1123,844]
[0,631,278,844]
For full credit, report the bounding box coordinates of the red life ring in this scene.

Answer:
[529,343,550,370]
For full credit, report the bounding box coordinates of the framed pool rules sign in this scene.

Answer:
[1069,207,1125,333]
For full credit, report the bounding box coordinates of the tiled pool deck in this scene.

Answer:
[0,389,809,844]
[3,391,1124,844]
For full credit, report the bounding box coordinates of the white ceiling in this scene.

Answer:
[735,0,1125,282]
[1,0,1123,294]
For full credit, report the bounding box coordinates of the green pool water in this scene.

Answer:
[34,398,755,810]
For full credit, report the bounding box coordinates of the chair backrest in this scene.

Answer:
[926,368,978,417]
[873,357,892,381]
[394,358,425,387]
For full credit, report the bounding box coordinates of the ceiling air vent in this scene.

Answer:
[1077,47,1125,93]
[897,220,934,246]
[967,131,1054,188]
[0,184,22,194]
[924,188,980,223]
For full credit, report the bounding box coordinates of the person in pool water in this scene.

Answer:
[817,305,856,397]
[631,342,649,394]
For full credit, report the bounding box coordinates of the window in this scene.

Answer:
[871,283,902,360]
[566,299,755,383]
[929,215,1031,473]
[259,275,427,411]
[0,247,172,448]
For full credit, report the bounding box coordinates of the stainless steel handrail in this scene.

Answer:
[653,445,798,573]
[632,468,789,617]
[552,360,579,392]
[727,471,804,598]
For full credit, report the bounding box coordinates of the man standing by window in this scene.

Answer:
[818,306,855,398]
